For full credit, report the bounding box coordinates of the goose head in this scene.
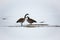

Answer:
[24,13,29,18]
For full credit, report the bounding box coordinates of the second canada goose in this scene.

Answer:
[27,16,37,24]
[16,13,29,26]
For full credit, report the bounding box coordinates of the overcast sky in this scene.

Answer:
[0,0,60,26]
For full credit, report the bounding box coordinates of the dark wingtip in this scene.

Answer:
[35,21,37,23]
[34,20,37,22]
[16,21,18,23]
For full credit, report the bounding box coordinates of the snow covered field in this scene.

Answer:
[0,27,60,40]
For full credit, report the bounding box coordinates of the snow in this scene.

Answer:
[0,27,60,40]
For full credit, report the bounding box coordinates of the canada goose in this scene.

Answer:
[16,14,29,26]
[27,16,37,24]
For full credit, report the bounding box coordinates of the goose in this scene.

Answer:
[27,16,37,24]
[16,13,29,26]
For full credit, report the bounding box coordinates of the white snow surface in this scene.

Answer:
[0,27,60,40]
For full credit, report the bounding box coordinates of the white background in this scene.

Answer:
[0,0,60,40]
[0,0,60,26]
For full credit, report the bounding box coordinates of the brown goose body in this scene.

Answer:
[27,16,37,24]
[16,18,25,23]
[16,14,29,26]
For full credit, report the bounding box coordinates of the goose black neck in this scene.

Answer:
[27,17,30,19]
[24,14,29,18]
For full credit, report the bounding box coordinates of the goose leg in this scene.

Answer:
[21,23,23,27]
